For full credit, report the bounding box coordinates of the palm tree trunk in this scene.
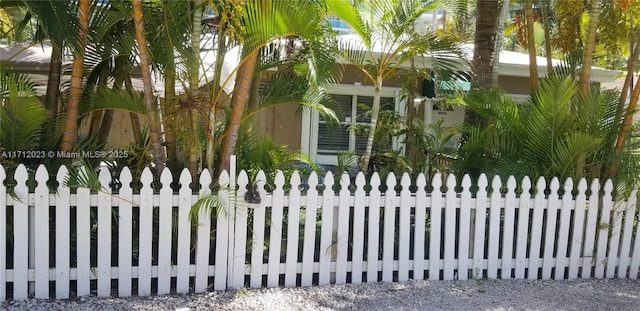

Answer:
[188,0,203,179]
[361,76,383,175]
[60,0,91,152]
[132,0,165,175]
[205,30,228,174]
[219,49,259,173]
[45,43,62,129]
[524,0,538,92]
[609,76,640,178]
[617,35,640,119]
[162,63,178,162]
[579,0,603,96]
[541,0,553,73]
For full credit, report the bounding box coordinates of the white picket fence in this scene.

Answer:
[1,163,640,301]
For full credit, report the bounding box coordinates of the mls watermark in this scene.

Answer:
[0,150,129,159]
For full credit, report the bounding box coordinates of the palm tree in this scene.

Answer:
[61,0,91,152]
[524,0,538,92]
[334,0,467,174]
[132,0,165,175]
[578,0,603,96]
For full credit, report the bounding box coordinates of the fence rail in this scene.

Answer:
[1,163,640,301]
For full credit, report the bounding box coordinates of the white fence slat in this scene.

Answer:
[629,193,640,279]
[382,173,396,282]
[34,165,49,299]
[97,168,112,297]
[501,177,517,279]
[351,173,367,284]
[542,178,560,280]
[472,175,488,279]
[0,165,5,302]
[250,171,267,288]
[157,169,173,294]
[457,175,472,280]
[582,180,600,279]
[117,168,133,297]
[54,167,70,299]
[568,179,588,279]
[176,169,192,293]
[301,172,318,287]
[606,199,624,279]
[487,176,502,279]
[284,172,301,287]
[429,174,443,280]
[595,181,613,278]
[267,171,285,287]
[527,177,546,280]
[76,167,91,297]
[232,171,249,289]
[397,174,411,282]
[618,190,638,279]
[443,175,456,280]
[318,172,334,286]
[138,168,154,295]
[335,173,351,284]
[555,178,574,280]
[227,159,237,288]
[514,177,531,279]
[197,171,213,292]
[13,165,28,300]
[366,174,381,283]
[413,174,428,281]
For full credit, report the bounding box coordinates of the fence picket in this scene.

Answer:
[595,181,614,278]
[568,179,588,279]
[138,168,154,295]
[618,190,638,279]
[267,171,285,287]
[382,173,396,282]
[606,193,624,279]
[76,167,91,297]
[318,172,334,286]
[430,174,443,280]
[232,171,249,289]
[250,171,267,288]
[501,177,516,279]
[284,172,301,287]
[472,174,488,279]
[176,169,192,293]
[13,165,28,300]
[197,171,214,292]
[366,174,381,283]
[487,176,502,279]
[97,168,112,297]
[0,165,6,302]
[629,193,640,279]
[157,169,173,294]
[335,173,351,284]
[514,177,531,279]
[528,177,546,280]
[555,178,574,280]
[457,175,472,280]
[34,165,49,299]
[582,180,600,279]
[443,175,457,280]
[118,168,133,297]
[397,174,411,282]
[542,178,560,280]
[351,173,367,283]
[301,172,319,286]
[413,174,428,280]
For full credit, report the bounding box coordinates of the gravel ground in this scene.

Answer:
[2,279,639,311]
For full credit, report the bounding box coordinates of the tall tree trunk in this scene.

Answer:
[579,0,603,96]
[609,76,640,178]
[45,43,62,132]
[163,63,178,162]
[188,0,203,180]
[205,30,228,174]
[617,35,640,118]
[465,0,499,127]
[541,0,553,73]
[219,49,259,173]
[60,0,91,152]
[361,76,383,175]
[524,0,538,92]
[132,0,165,175]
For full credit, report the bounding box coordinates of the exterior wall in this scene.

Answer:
[257,104,302,151]
[78,110,138,148]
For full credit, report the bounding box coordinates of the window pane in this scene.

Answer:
[317,123,350,155]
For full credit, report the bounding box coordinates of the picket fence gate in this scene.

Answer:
[1,162,640,301]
